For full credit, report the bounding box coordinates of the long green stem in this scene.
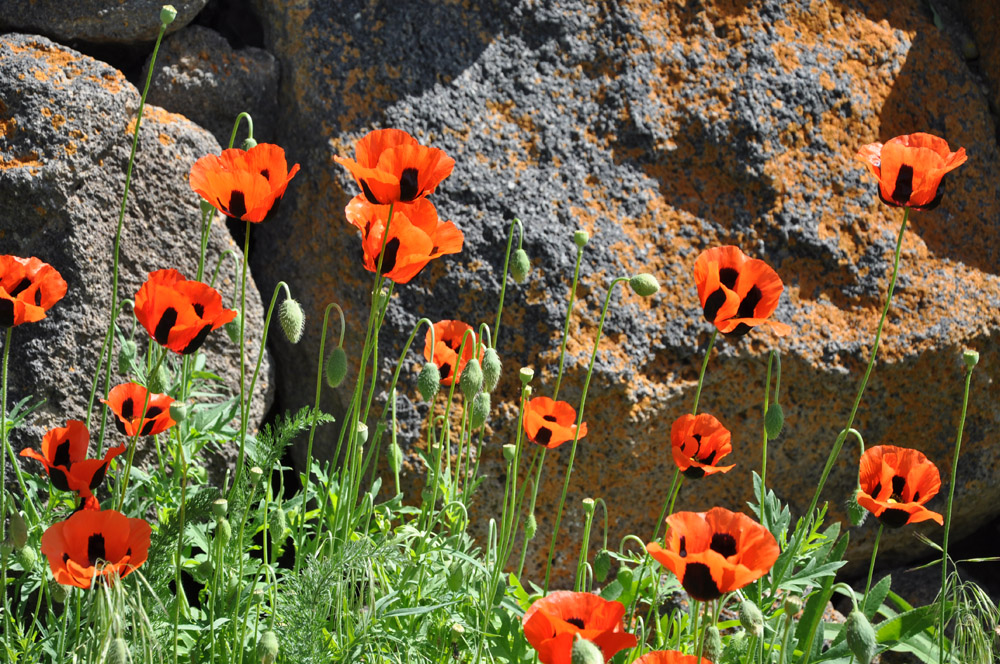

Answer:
[0,328,12,647]
[492,218,524,349]
[552,243,586,401]
[692,330,718,416]
[115,348,167,511]
[761,352,774,532]
[863,523,883,600]
[229,220,252,497]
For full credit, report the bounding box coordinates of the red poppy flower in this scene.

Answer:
[40,509,151,588]
[694,246,791,338]
[671,413,735,479]
[856,445,943,528]
[646,507,779,602]
[522,591,637,664]
[634,652,712,664]
[855,133,966,210]
[423,320,482,386]
[189,143,300,223]
[102,383,176,437]
[20,420,126,497]
[0,255,68,327]
[134,269,236,355]
[345,196,463,284]
[334,128,454,206]
[523,396,588,449]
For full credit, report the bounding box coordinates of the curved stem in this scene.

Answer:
[227,112,255,149]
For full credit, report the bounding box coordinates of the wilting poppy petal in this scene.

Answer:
[40,509,151,588]
[134,269,236,355]
[522,396,588,449]
[856,445,943,528]
[693,246,790,339]
[634,652,713,664]
[855,133,967,210]
[647,507,779,602]
[671,413,735,479]
[190,143,300,223]
[423,320,482,386]
[522,591,638,664]
[0,255,67,327]
[102,383,176,437]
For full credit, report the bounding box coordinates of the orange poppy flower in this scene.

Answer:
[0,255,67,327]
[694,246,790,338]
[634,652,712,664]
[189,143,300,223]
[345,196,463,284]
[134,269,236,355]
[522,591,637,664]
[855,133,966,210]
[423,320,481,386]
[671,413,735,479]
[20,420,126,497]
[334,128,454,206]
[102,383,176,437]
[856,445,943,528]
[40,509,151,588]
[523,396,588,449]
[646,507,779,602]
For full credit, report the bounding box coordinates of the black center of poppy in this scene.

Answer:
[565,617,586,629]
[192,302,205,318]
[140,419,157,436]
[121,397,135,419]
[227,190,248,219]
[49,466,71,492]
[440,362,452,380]
[9,277,32,298]
[703,288,727,323]
[53,440,72,468]
[399,168,420,201]
[360,179,381,205]
[260,168,270,180]
[146,406,163,418]
[0,299,15,327]
[87,533,107,567]
[542,415,558,423]
[725,322,752,339]
[181,325,212,355]
[891,165,914,205]
[89,461,109,490]
[155,307,178,345]
[736,285,762,319]
[534,426,553,446]
[878,507,911,529]
[678,535,687,558]
[683,562,722,601]
[719,267,739,289]
[683,466,707,479]
[891,475,906,498]
[378,238,401,275]
[710,532,738,557]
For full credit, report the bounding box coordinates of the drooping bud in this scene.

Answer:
[524,513,537,541]
[387,441,403,475]
[418,362,441,401]
[573,230,590,248]
[845,609,877,664]
[148,364,170,394]
[739,598,764,638]
[17,546,37,571]
[482,347,502,392]
[459,358,483,400]
[215,518,232,546]
[325,346,348,388]
[9,510,27,550]
[510,248,530,284]
[593,549,611,583]
[159,5,178,25]
[117,339,137,375]
[764,403,784,439]
[257,629,279,664]
[471,392,490,430]
[108,636,129,664]
[226,310,242,344]
[570,634,603,664]
[846,489,869,527]
[628,273,660,297]
[703,625,723,663]
[502,444,517,463]
[197,558,214,580]
[447,561,464,592]
[211,498,228,520]
[241,137,258,151]
[50,582,68,603]
[279,298,305,344]
[519,367,534,384]
[269,508,288,547]
[169,401,189,424]
[963,349,980,370]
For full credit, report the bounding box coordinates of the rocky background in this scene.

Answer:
[2,0,999,591]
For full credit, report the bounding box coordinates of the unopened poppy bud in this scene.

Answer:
[846,489,869,527]
[279,298,305,344]
[269,508,287,546]
[511,248,530,284]
[108,636,129,664]
[9,510,27,550]
[211,498,228,519]
[704,625,723,663]
[765,403,784,438]
[418,362,441,400]
[148,364,170,394]
[197,558,214,579]
[573,230,590,248]
[470,392,491,430]
[50,582,68,603]
[355,422,368,444]
[226,310,242,344]
[17,545,37,571]
[845,609,877,664]
[502,444,516,462]
[242,137,258,151]
[582,497,595,516]
[459,358,483,400]
[739,598,764,638]
[628,273,660,297]
[257,629,279,664]
[593,549,611,582]
[963,349,980,370]
[169,401,189,424]
[783,595,802,617]
[216,518,232,546]
[571,633,603,664]
[519,367,534,384]
[524,513,537,540]
[388,441,403,474]
[325,346,348,388]
[160,4,177,25]
[482,347,501,392]
[249,466,264,484]
[117,339,137,375]
[447,561,464,591]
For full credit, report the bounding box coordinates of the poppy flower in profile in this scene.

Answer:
[423,320,481,386]
[634,651,712,664]
[189,142,300,222]
[20,420,126,497]
[345,196,463,284]
[523,396,588,449]
[334,128,455,206]
[671,413,735,479]
[856,445,943,528]
[40,509,151,588]
[856,133,966,210]
[103,383,176,437]
[0,255,68,328]
[522,591,637,664]
[134,269,236,355]
[694,246,791,339]
[646,507,779,602]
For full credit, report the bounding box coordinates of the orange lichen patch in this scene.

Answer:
[0,116,14,140]
[50,114,66,130]
[125,106,189,134]
[0,151,43,170]
[158,133,174,146]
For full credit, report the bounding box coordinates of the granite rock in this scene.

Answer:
[0,1,207,45]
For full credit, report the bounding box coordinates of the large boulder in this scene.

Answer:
[0,34,273,482]
[0,1,207,45]
[247,0,1000,581]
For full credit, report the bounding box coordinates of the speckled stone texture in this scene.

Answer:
[0,34,273,482]
[247,0,1000,581]
[0,1,207,45]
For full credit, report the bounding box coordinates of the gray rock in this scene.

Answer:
[0,34,273,484]
[146,25,280,148]
[0,1,207,45]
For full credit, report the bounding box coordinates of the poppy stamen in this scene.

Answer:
[53,441,72,468]
[565,617,586,630]
[682,562,720,601]
[87,533,106,567]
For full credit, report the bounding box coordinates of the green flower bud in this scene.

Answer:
[704,625,723,663]
[169,401,189,424]
[257,629,279,664]
[764,403,784,439]
[387,441,403,475]
[108,636,129,664]
[215,518,232,547]
[279,298,305,344]
[159,5,177,25]
[447,561,464,592]
[50,582,68,603]
[573,230,590,248]
[524,513,537,541]
[325,346,348,388]
[845,609,877,664]
[211,498,228,519]
[482,347,501,392]
[628,273,660,297]
[249,466,264,485]
[225,310,242,344]
[502,444,516,462]
[783,595,803,617]
[17,545,37,571]
[197,558,214,580]
[571,634,603,664]
[964,349,980,370]
[117,339,137,375]
[9,510,27,550]
[510,248,530,284]
[582,497,595,516]
[242,137,258,151]
[418,362,441,401]
[459,358,483,400]
[470,392,490,430]
[739,598,764,638]
[846,489,869,527]
[593,549,611,583]
[148,364,170,394]
[269,508,288,547]
[519,367,534,384]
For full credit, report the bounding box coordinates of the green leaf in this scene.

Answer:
[862,574,892,620]
[875,604,942,644]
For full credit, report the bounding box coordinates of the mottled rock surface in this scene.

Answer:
[247,0,1000,582]
[145,25,280,147]
[0,34,273,481]
[0,1,206,45]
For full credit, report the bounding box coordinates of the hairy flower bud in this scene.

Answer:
[471,392,490,430]
[460,358,483,400]
[704,625,723,663]
[242,137,258,151]
[117,339,137,375]
[593,549,611,583]
[783,595,803,617]
[571,634,603,664]
[216,518,232,547]
[148,364,170,394]
[846,609,877,664]
[765,403,784,439]
[846,489,869,527]
[739,598,764,638]
[482,347,501,392]
[226,310,242,344]
[418,362,441,401]
[628,273,660,297]
[447,561,464,592]
[524,513,537,541]
[17,545,37,571]
[269,508,288,547]
[257,630,279,664]
[511,248,530,284]
[325,346,348,388]
[50,582,68,603]
[108,637,129,664]
[388,441,403,475]
[9,510,27,550]
[279,298,305,344]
